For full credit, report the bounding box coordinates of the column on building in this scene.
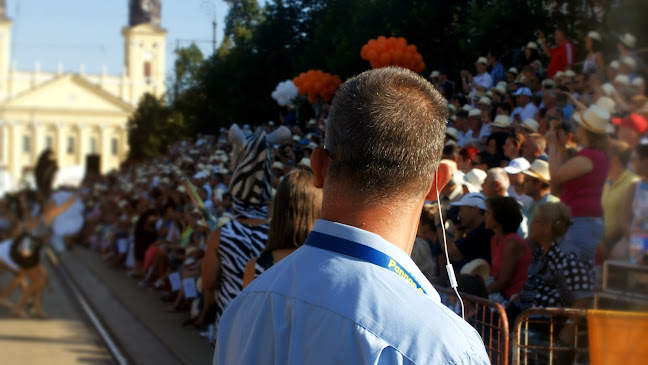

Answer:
[120,126,129,160]
[31,121,45,157]
[0,121,9,166]
[100,125,111,173]
[76,124,88,165]
[55,122,66,165]
[9,121,20,177]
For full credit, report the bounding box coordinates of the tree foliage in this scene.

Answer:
[165,0,644,134]
[127,93,185,161]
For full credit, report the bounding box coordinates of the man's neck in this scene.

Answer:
[321,199,420,255]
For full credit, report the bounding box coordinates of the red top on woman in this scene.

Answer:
[560,149,609,218]
[491,233,532,299]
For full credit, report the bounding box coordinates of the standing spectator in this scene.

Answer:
[503,133,524,160]
[214,67,489,364]
[242,170,322,288]
[583,31,605,76]
[547,105,610,263]
[519,42,543,75]
[538,28,574,79]
[461,57,494,106]
[438,69,455,100]
[488,51,506,83]
[600,140,638,260]
[618,33,643,75]
[521,159,559,223]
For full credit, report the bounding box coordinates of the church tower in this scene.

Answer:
[0,1,12,99]
[122,0,166,103]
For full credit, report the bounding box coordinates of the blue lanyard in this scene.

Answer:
[304,231,428,295]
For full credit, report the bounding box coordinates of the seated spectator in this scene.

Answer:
[485,132,510,167]
[413,204,439,281]
[457,146,479,173]
[503,157,533,205]
[242,170,322,288]
[521,133,546,163]
[481,168,510,198]
[520,202,593,311]
[521,159,559,223]
[462,168,487,194]
[484,196,531,301]
[511,87,539,124]
[503,132,524,161]
[600,140,638,260]
[436,193,493,276]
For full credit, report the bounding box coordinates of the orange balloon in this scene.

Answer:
[379,53,391,66]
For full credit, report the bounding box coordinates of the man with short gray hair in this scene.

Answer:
[214,67,490,364]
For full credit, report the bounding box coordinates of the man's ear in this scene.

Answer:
[425,162,452,201]
[310,147,330,189]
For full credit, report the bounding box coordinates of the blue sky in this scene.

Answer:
[6,0,229,77]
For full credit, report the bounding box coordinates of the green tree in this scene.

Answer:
[127,93,184,160]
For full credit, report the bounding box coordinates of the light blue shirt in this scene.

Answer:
[214,219,490,364]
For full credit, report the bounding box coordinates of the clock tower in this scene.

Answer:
[122,0,166,102]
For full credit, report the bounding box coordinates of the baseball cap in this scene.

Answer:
[503,157,531,175]
[513,87,532,97]
[450,192,487,210]
[615,113,648,135]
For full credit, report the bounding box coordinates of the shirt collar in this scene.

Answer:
[311,219,439,301]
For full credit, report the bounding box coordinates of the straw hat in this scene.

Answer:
[587,31,601,42]
[446,127,459,141]
[492,115,512,129]
[475,56,488,65]
[521,159,551,184]
[572,105,611,134]
[619,33,636,49]
[521,118,539,133]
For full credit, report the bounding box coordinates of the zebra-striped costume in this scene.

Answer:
[214,124,290,330]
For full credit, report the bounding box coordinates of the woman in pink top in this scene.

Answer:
[547,105,610,263]
[485,197,532,300]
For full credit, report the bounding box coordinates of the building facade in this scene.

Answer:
[0,0,166,188]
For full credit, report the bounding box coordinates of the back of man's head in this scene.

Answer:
[325,67,447,205]
[484,167,510,197]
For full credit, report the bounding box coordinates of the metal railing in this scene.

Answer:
[435,285,509,365]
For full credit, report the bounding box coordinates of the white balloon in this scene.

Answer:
[271,80,299,107]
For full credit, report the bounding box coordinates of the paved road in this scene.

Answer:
[0,245,215,365]
[0,257,114,365]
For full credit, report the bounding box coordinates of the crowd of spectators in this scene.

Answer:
[37,28,647,352]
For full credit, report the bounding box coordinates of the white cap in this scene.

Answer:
[632,77,645,87]
[462,104,473,112]
[601,83,615,96]
[513,87,533,97]
[554,71,565,79]
[430,70,440,78]
[526,42,538,50]
[494,84,508,95]
[478,96,491,106]
[298,157,311,169]
[587,31,601,42]
[508,67,519,74]
[614,74,631,86]
[450,192,487,210]
[446,127,459,141]
[564,70,577,78]
[503,157,531,175]
[621,56,637,71]
[619,33,636,49]
[476,56,488,65]
[609,60,619,70]
[468,109,482,117]
[462,169,487,193]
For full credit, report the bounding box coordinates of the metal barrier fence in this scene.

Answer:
[512,307,589,365]
[434,285,509,365]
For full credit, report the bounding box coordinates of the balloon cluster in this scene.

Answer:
[271,80,299,107]
[293,70,342,104]
[360,36,425,73]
